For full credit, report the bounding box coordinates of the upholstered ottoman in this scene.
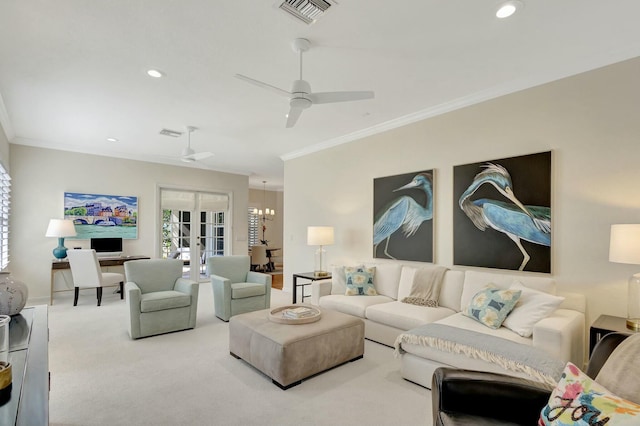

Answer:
[229,307,364,389]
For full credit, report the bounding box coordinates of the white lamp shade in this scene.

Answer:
[609,224,640,265]
[45,219,77,238]
[307,226,334,246]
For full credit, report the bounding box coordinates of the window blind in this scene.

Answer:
[0,164,10,269]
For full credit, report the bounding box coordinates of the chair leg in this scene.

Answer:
[119,282,124,299]
[74,287,79,306]
[97,287,103,306]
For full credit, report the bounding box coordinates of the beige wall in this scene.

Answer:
[0,121,9,171]
[249,187,284,256]
[10,145,249,301]
[284,56,640,328]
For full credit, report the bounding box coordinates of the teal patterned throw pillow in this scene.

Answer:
[345,266,377,296]
[463,285,521,329]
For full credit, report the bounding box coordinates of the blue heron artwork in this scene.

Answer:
[454,151,551,273]
[373,170,434,262]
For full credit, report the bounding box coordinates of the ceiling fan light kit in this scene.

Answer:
[235,37,374,128]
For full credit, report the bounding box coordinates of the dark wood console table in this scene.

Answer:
[0,305,49,425]
[50,255,150,304]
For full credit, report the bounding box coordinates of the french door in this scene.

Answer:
[160,188,229,282]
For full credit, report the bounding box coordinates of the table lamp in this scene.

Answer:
[609,224,640,330]
[307,226,334,277]
[46,219,77,260]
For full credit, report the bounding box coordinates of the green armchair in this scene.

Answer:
[208,255,271,321]
[124,259,199,339]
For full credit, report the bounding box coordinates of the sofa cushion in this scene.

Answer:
[437,270,466,312]
[231,282,266,299]
[345,266,377,296]
[140,290,191,313]
[365,263,402,299]
[460,270,556,310]
[330,265,347,295]
[502,282,565,337]
[319,294,393,318]
[365,301,455,331]
[397,266,418,300]
[540,362,640,425]
[435,313,532,346]
[463,286,521,329]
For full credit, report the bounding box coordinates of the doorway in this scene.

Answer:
[160,188,229,282]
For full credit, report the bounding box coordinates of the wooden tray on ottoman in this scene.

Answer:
[269,305,321,324]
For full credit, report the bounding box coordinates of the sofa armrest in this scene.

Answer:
[210,274,232,321]
[533,308,585,367]
[174,277,198,295]
[432,367,552,426]
[310,279,332,305]
[125,282,142,339]
[247,271,271,286]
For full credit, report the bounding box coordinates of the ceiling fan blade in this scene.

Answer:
[190,151,213,161]
[286,107,303,128]
[235,74,291,98]
[309,91,375,104]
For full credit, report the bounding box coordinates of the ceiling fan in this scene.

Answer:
[235,38,375,128]
[180,126,213,163]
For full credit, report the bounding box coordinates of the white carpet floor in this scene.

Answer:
[45,284,432,426]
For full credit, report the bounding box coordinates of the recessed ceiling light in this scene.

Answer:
[106,137,118,142]
[146,69,164,78]
[496,1,523,18]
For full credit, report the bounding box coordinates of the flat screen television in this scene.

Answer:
[90,237,123,257]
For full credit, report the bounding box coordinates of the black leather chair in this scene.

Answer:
[431,332,630,426]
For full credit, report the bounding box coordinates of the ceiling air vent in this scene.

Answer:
[277,0,335,25]
[159,128,183,138]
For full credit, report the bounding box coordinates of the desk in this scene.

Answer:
[292,272,332,304]
[50,255,150,304]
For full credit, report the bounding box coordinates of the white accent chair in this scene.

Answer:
[67,249,125,306]
[124,259,199,339]
[208,255,271,322]
[250,245,269,272]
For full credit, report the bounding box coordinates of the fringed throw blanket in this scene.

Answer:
[401,265,448,307]
[394,323,565,386]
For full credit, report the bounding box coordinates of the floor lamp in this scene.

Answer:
[307,226,334,277]
[609,224,640,331]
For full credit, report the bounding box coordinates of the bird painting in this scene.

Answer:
[373,172,433,260]
[458,162,551,271]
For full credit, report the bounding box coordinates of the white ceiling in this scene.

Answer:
[1,1,640,191]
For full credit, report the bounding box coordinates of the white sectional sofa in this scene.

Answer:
[310,262,586,388]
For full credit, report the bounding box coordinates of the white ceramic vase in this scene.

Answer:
[0,272,28,316]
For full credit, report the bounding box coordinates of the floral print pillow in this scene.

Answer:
[463,285,521,329]
[344,266,377,296]
[540,362,640,425]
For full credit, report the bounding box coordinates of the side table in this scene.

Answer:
[292,272,332,304]
[589,314,638,357]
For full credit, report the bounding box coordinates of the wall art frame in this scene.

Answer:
[64,192,138,239]
[373,169,434,262]
[453,151,551,273]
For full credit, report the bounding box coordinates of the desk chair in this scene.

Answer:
[67,249,125,306]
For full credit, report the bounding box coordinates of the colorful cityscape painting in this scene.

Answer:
[64,192,138,239]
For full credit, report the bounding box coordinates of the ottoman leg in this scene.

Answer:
[274,379,302,390]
